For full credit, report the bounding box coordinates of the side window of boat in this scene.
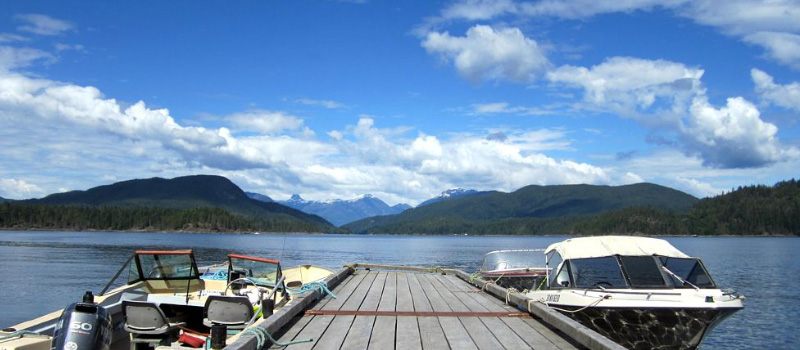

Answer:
[548,252,569,288]
[660,257,716,288]
[551,261,572,288]
[570,257,627,288]
[620,256,668,288]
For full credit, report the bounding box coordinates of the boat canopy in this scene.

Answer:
[546,236,689,260]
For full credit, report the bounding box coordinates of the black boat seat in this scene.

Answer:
[122,300,185,336]
[202,296,255,330]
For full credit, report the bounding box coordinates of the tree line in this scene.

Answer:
[357,179,800,236]
[0,203,323,233]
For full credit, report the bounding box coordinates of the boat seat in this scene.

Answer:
[122,300,185,336]
[202,296,255,330]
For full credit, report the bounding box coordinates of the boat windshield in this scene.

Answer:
[480,249,545,272]
[128,250,198,283]
[659,257,716,288]
[228,254,281,287]
[550,255,716,289]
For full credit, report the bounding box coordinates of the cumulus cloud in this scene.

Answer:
[14,14,75,36]
[421,25,550,82]
[752,68,800,112]
[681,96,789,168]
[546,56,703,113]
[546,56,796,168]
[0,178,43,199]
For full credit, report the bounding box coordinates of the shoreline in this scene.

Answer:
[1,227,797,237]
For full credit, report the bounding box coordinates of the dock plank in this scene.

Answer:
[264,268,595,350]
[367,316,396,350]
[377,271,396,312]
[406,273,432,312]
[395,273,414,312]
[417,316,448,350]
[341,272,386,350]
[438,316,478,350]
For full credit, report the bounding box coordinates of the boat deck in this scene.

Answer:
[268,269,583,350]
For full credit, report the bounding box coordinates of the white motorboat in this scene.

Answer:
[477,249,548,291]
[1,250,333,350]
[526,236,744,350]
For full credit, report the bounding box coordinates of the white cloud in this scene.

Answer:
[546,56,703,113]
[744,32,800,69]
[54,43,85,52]
[469,102,553,115]
[14,14,75,36]
[421,25,550,82]
[681,95,791,168]
[226,110,305,134]
[546,56,797,168]
[0,46,55,71]
[0,33,28,43]
[0,178,43,199]
[435,0,800,69]
[295,98,347,109]
[752,68,800,112]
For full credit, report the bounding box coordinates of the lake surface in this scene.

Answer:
[0,231,797,349]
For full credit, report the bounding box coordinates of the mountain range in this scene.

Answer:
[344,183,698,234]
[270,194,410,227]
[26,175,335,232]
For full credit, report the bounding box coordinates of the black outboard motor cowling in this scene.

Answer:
[51,292,112,350]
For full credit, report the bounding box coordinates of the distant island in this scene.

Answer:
[0,175,797,236]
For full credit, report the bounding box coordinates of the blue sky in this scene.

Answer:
[1,0,799,206]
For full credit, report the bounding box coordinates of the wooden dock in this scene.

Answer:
[226,264,624,350]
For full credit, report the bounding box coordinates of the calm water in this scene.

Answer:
[0,231,797,349]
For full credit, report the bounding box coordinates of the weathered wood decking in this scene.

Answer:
[268,268,584,350]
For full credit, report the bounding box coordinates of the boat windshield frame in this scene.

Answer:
[227,254,283,288]
[546,253,718,290]
[128,250,199,284]
[480,249,546,273]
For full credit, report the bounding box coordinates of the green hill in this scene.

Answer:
[344,183,697,234]
[10,175,334,233]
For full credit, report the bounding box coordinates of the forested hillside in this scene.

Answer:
[345,183,698,234]
[0,175,335,233]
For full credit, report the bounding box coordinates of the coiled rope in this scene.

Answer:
[200,270,228,281]
[287,281,337,301]
[240,327,312,348]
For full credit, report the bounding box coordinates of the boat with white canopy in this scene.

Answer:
[526,236,744,350]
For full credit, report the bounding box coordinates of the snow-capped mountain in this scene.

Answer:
[275,194,410,227]
[417,188,482,207]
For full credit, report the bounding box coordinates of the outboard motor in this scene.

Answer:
[51,291,112,350]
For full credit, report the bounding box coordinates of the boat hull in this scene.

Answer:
[555,305,741,350]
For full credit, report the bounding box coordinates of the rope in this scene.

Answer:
[287,281,337,301]
[200,270,228,280]
[427,266,444,274]
[0,330,40,341]
[240,327,313,348]
[534,294,608,313]
[505,287,519,305]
